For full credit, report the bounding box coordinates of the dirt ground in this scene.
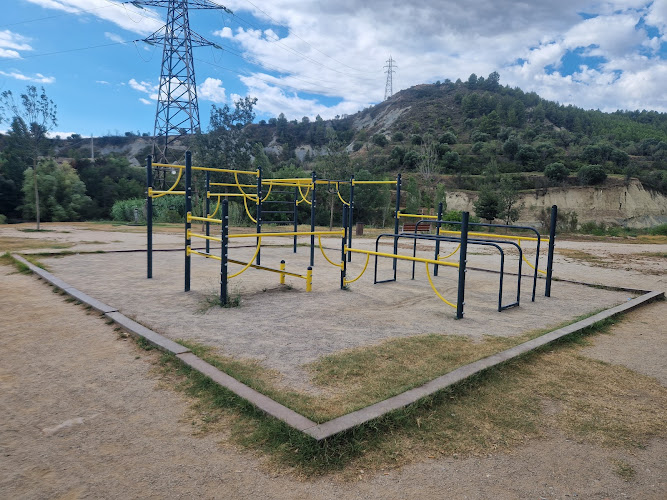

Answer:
[0,222,665,498]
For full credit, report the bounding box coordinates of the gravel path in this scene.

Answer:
[0,263,664,499]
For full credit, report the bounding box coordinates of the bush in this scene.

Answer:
[648,223,667,236]
[372,134,388,147]
[0,214,6,224]
[392,131,404,142]
[544,162,569,182]
[111,196,187,223]
[439,131,457,144]
[578,164,607,185]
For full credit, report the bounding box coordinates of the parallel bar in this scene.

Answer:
[439,229,549,242]
[152,163,259,176]
[352,180,396,185]
[146,155,153,279]
[226,259,307,279]
[256,166,262,266]
[184,151,192,292]
[398,212,438,219]
[293,186,298,254]
[220,200,229,305]
[228,230,344,238]
[546,204,557,297]
[346,247,458,267]
[456,211,469,319]
[150,190,186,195]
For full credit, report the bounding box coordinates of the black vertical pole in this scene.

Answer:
[205,170,210,254]
[348,176,354,262]
[293,186,298,253]
[310,171,317,267]
[184,151,192,292]
[146,155,153,279]
[341,205,348,289]
[545,204,557,297]
[456,211,469,319]
[256,166,262,266]
[393,174,402,281]
[220,199,228,305]
[434,201,443,276]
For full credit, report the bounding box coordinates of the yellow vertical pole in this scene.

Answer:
[280,260,286,285]
[306,266,313,292]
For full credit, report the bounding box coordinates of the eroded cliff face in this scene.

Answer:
[444,180,667,228]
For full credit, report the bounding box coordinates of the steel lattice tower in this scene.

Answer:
[136,0,231,163]
[384,56,396,100]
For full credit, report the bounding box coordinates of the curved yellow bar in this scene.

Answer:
[260,183,273,202]
[209,194,221,218]
[234,172,259,202]
[517,240,547,275]
[228,238,262,279]
[343,253,371,285]
[425,262,456,309]
[336,185,350,206]
[439,243,461,260]
[151,168,183,199]
[243,195,258,223]
[297,184,312,205]
[317,235,343,269]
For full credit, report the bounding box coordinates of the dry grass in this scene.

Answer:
[0,236,75,252]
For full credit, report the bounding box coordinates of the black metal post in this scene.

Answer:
[293,186,298,253]
[341,205,348,289]
[310,171,317,267]
[256,166,262,265]
[434,201,443,276]
[220,199,228,305]
[205,170,210,254]
[456,211,469,319]
[348,176,354,262]
[545,204,557,297]
[146,155,153,279]
[184,151,192,292]
[393,173,401,281]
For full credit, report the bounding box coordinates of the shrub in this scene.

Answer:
[392,131,404,142]
[648,223,667,236]
[372,134,388,147]
[111,196,187,223]
[578,164,607,185]
[0,214,6,224]
[544,162,569,182]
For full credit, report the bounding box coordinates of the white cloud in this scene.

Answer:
[0,30,33,58]
[96,80,110,85]
[198,77,227,103]
[24,0,163,36]
[104,32,125,44]
[0,70,55,84]
[129,78,158,100]
[139,97,152,105]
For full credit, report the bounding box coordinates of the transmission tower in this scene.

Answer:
[135,0,231,164]
[384,56,396,100]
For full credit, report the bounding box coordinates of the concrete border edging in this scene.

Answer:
[12,253,663,441]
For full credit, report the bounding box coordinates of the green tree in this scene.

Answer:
[22,160,92,221]
[0,85,57,223]
[578,164,607,185]
[418,134,440,181]
[544,162,569,183]
[473,187,500,222]
[404,177,421,213]
[497,177,524,225]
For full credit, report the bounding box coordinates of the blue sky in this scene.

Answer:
[1,0,666,138]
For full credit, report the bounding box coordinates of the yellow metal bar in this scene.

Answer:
[343,252,371,285]
[208,193,251,198]
[260,183,273,202]
[345,247,458,267]
[228,230,344,239]
[210,182,257,188]
[152,162,185,169]
[317,235,344,269]
[280,261,285,284]
[234,172,259,201]
[336,185,350,206]
[297,184,312,205]
[242,195,258,223]
[228,258,306,279]
[189,248,222,261]
[518,240,547,275]
[188,231,222,243]
[150,190,185,196]
[228,239,262,279]
[268,178,313,183]
[306,267,313,292]
[152,163,259,176]
[397,212,437,220]
[188,214,223,224]
[438,229,549,242]
[150,167,183,199]
[209,194,221,218]
[425,262,457,308]
[438,243,461,261]
[352,180,396,185]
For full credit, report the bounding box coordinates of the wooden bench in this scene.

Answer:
[401,223,431,233]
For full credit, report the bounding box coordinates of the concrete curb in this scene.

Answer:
[12,253,663,441]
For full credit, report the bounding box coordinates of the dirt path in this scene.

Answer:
[1,264,665,499]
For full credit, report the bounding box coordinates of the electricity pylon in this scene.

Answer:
[384,56,396,100]
[136,0,231,164]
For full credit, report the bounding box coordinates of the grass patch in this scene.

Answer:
[557,248,606,265]
[611,458,636,481]
[19,254,50,271]
[0,236,75,253]
[151,312,666,475]
[0,252,32,274]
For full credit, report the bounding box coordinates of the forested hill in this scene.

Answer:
[243,72,667,195]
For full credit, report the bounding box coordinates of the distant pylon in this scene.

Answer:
[384,56,396,100]
[136,0,231,164]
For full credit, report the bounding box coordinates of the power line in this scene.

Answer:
[18,40,138,59]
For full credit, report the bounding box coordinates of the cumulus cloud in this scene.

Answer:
[0,70,55,84]
[213,0,667,115]
[139,97,152,105]
[129,78,158,100]
[198,77,227,103]
[24,0,162,36]
[0,30,33,58]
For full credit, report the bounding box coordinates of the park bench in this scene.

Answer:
[401,222,431,233]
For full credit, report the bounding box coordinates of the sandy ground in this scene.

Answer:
[38,233,635,391]
[0,261,665,499]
